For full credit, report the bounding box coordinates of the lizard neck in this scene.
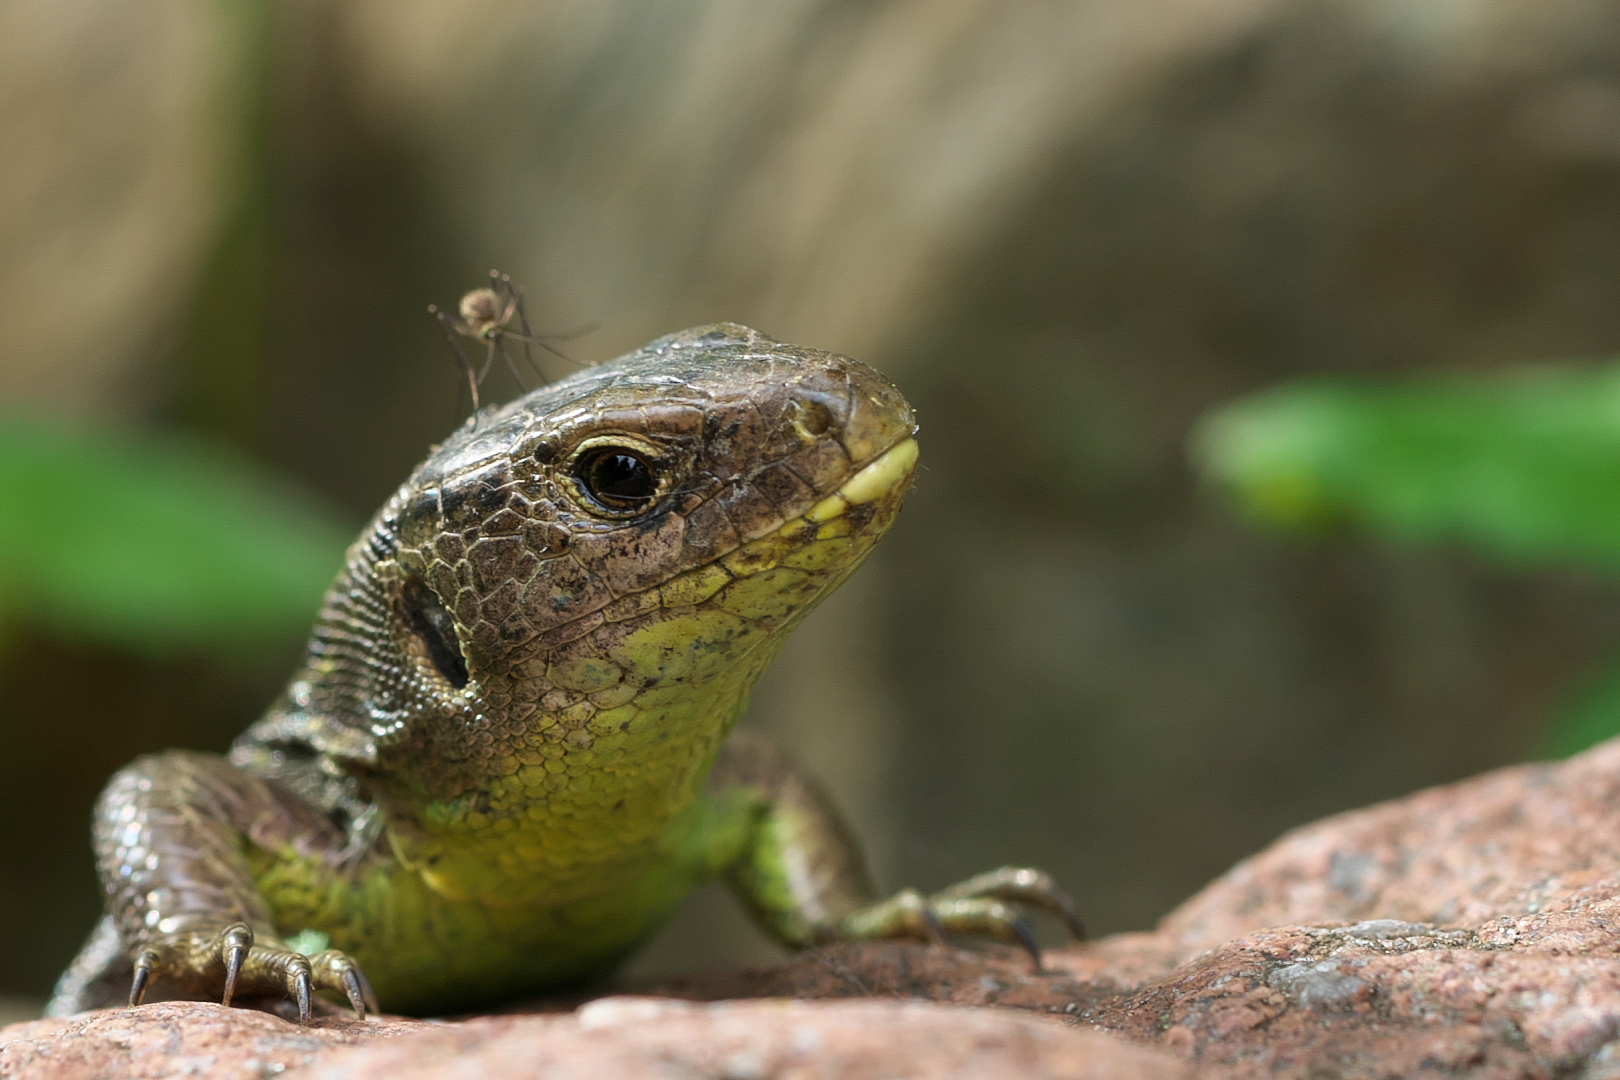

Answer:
[381,645,778,906]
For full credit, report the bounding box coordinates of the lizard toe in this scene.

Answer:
[831,865,1084,973]
[309,948,376,1019]
[932,866,1086,941]
[121,925,374,1024]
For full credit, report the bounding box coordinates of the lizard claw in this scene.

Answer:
[220,922,252,1007]
[291,965,312,1024]
[357,968,379,1017]
[1009,917,1042,972]
[341,969,367,1020]
[129,948,158,1007]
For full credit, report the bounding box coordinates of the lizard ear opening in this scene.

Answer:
[400,575,470,689]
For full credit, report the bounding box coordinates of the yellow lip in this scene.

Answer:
[805,437,919,523]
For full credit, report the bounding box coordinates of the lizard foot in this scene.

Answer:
[129,922,378,1023]
[835,866,1085,971]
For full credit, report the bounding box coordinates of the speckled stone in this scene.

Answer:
[0,998,1185,1080]
[649,736,1620,1078]
[21,737,1620,1078]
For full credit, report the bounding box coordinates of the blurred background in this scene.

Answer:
[9,0,1620,1017]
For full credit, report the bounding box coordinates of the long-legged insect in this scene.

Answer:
[429,271,584,409]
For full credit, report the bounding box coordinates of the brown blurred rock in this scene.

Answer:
[16,738,1620,1077]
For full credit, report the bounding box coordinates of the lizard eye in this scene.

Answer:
[400,576,469,689]
[572,446,660,514]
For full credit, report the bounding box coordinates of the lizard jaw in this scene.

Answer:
[806,437,919,524]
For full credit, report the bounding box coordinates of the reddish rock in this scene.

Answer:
[1160,737,1620,951]
[1081,737,1620,1077]
[651,738,1620,1077]
[300,997,1189,1080]
[0,998,1185,1080]
[14,739,1620,1078]
[0,1001,422,1080]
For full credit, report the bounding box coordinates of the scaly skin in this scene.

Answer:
[49,324,1082,1020]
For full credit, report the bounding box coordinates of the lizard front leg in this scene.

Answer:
[80,750,375,1022]
[712,734,1084,966]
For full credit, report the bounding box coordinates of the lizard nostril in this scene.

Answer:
[792,398,834,437]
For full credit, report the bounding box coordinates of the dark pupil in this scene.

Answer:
[580,449,657,510]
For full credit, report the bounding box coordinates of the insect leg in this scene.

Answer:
[431,307,482,411]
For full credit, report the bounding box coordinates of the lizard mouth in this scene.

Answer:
[700,435,918,591]
[805,437,920,525]
[624,434,920,605]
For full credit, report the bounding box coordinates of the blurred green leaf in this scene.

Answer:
[0,418,350,653]
[1194,364,1620,569]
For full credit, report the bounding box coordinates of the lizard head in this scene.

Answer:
[300,324,916,810]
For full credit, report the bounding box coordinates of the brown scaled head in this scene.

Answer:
[333,324,916,784]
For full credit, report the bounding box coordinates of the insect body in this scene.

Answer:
[429,271,579,408]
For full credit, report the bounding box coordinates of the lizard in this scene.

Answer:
[47,323,1081,1021]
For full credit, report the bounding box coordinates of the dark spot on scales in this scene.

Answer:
[441,464,512,519]
[440,485,470,518]
[476,481,508,514]
[405,488,441,526]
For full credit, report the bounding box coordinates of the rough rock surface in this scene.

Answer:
[0,1002,420,1080]
[680,738,1620,1077]
[0,998,1185,1080]
[13,739,1620,1078]
[306,997,1187,1080]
